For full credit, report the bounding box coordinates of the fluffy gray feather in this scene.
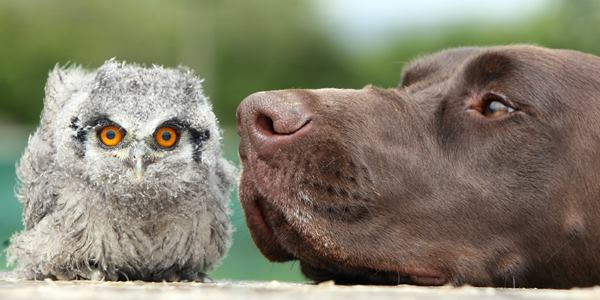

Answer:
[7,59,236,281]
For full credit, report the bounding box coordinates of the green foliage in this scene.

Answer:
[0,0,363,126]
[1,0,600,126]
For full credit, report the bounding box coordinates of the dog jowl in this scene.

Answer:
[236,45,600,288]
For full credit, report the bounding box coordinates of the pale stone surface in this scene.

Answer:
[1,273,600,300]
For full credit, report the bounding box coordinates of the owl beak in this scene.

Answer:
[135,156,144,180]
[130,144,149,180]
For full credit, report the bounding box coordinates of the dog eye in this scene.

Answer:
[467,93,517,119]
[483,100,515,118]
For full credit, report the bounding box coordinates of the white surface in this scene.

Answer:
[1,275,600,300]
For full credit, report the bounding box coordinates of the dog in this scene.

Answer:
[235,45,600,288]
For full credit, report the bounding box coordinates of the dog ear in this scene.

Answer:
[400,47,483,88]
[400,60,438,87]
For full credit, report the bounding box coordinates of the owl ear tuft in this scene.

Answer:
[44,64,89,114]
[176,66,206,102]
[93,58,122,90]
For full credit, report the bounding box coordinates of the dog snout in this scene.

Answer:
[237,91,313,158]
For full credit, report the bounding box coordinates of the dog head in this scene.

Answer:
[236,45,600,288]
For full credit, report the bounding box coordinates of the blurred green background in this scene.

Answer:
[1,0,599,281]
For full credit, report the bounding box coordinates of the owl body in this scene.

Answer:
[7,60,235,281]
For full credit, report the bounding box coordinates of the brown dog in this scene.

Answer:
[235,45,600,288]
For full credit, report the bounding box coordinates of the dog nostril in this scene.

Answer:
[255,112,311,136]
[256,113,276,136]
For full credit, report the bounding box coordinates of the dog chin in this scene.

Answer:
[240,174,449,286]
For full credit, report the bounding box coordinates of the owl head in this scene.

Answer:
[44,59,234,216]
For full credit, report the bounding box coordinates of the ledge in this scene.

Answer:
[1,274,599,300]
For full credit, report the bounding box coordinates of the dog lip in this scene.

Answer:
[342,259,447,286]
[378,265,447,286]
[409,274,447,286]
[341,263,447,286]
[239,182,295,262]
[302,258,448,286]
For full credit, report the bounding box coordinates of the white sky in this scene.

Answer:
[311,0,549,51]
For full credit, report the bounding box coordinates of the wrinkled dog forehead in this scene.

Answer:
[79,59,215,133]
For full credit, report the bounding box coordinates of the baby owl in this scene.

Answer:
[7,59,236,281]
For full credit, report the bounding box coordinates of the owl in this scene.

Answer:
[6,59,236,281]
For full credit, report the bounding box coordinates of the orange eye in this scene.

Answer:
[99,125,123,147]
[155,127,177,148]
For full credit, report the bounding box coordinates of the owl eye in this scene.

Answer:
[155,127,178,148]
[99,125,123,147]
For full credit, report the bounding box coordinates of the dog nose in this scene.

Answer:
[237,91,313,158]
